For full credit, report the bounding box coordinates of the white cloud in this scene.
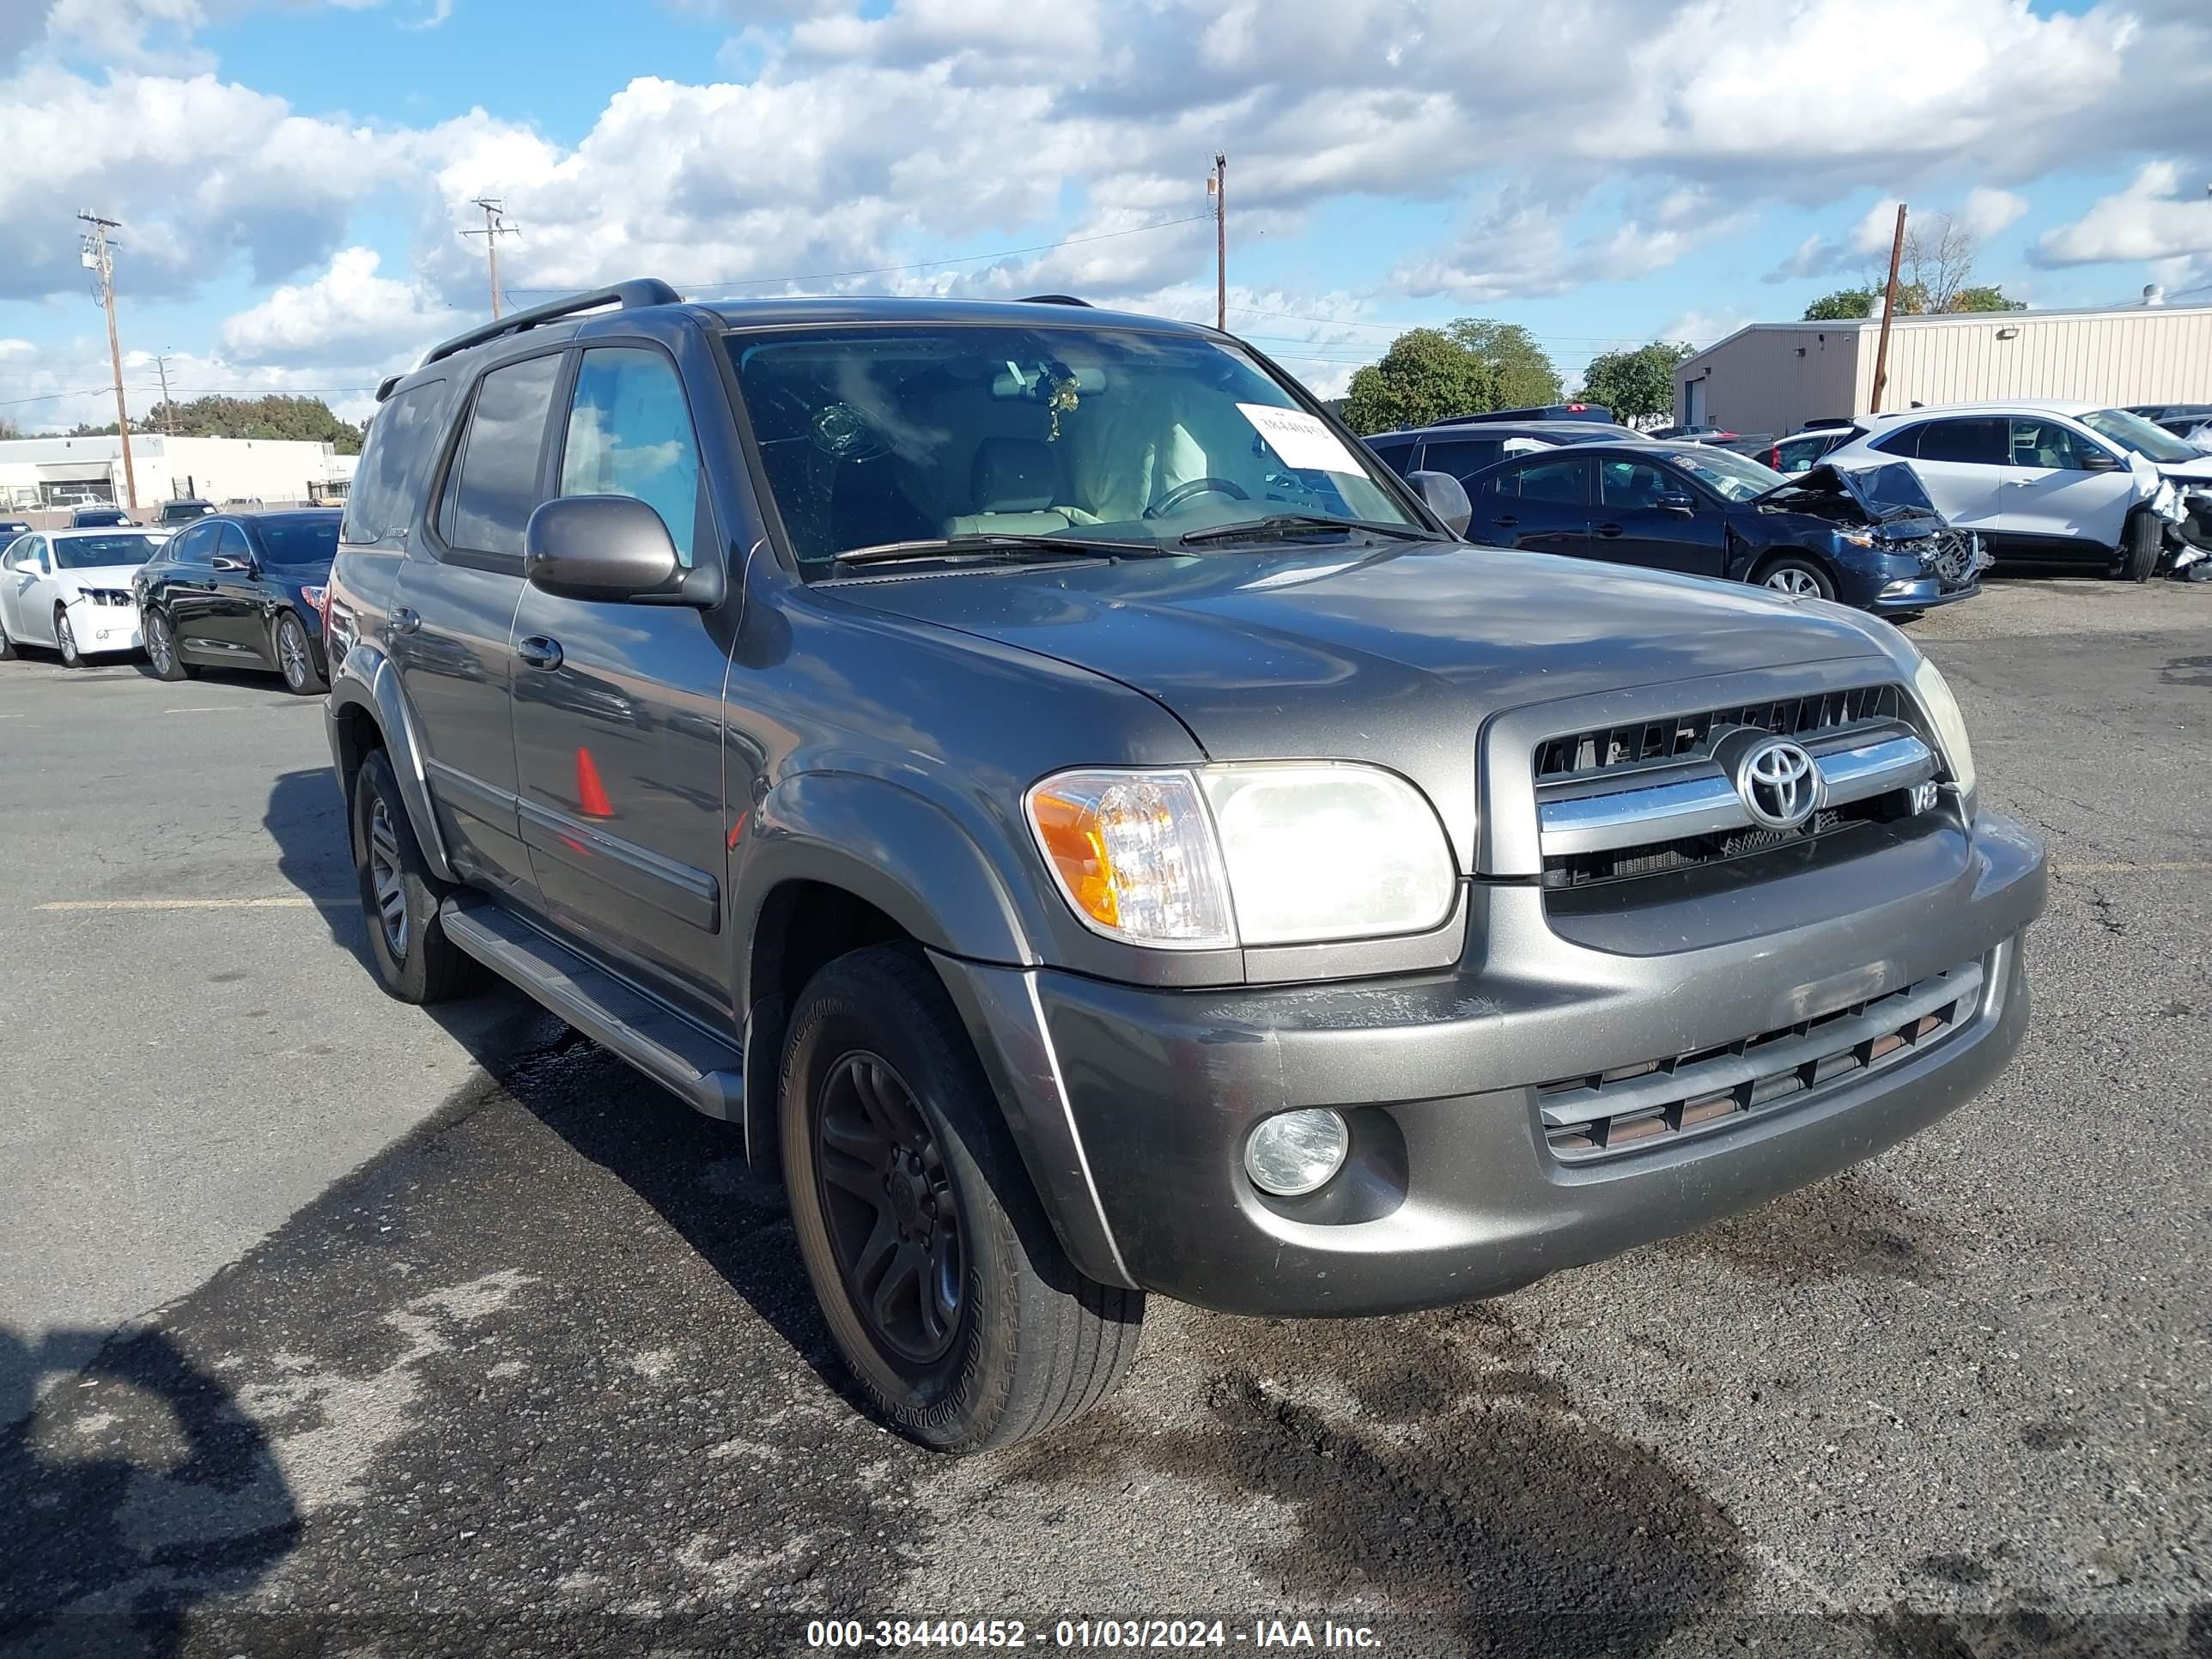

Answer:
[2033,161,2212,265]
[218,246,452,367]
[1962,186,2029,239]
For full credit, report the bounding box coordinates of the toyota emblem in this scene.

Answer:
[1735,737,1824,830]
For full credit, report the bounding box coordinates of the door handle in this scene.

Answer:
[1492,515,1518,528]
[1595,522,1625,538]
[392,606,421,635]
[515,635,564,672]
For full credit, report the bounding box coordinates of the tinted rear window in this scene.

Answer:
[342,378,453,545]
[258,518,342,567]
[1419,438,1504,478]
[1912,418,2005,465]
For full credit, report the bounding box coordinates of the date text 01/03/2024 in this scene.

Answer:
[804,1619,1384,1649]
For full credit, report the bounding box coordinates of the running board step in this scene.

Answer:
[439,899,744,1121]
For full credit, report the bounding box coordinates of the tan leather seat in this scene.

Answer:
[945,437,1073,537]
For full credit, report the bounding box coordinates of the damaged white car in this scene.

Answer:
[0,527,164,666]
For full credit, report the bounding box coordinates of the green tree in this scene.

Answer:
[1577,342,1694,422]
[1954,285,2027,313]
[136,393,365,453]
[1340,319,1562,434]
[1803,280,2022,321]
[1803,287,1879,320]
[1342,329,1496,434]
[0,415,21,441]
[1442,319,1562,410]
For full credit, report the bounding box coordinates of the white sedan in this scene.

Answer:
[0,527,166,666]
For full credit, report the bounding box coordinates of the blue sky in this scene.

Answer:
[4,0,2212,429]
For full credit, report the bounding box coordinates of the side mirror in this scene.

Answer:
[2080,450,2119,471]
[1657,495,1698,517]
[210,555,257,574]
[525,495,680,602]
[1406,470,1473,538]
[9,559,35,576]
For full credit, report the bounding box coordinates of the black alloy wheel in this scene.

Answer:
[814,1050,965,1365]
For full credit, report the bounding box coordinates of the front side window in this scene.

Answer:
[725,325,1419,576]
[1598,458,1683,508]
[559,347,703,568]
[440,354,562,559]
[2007,419,2107,471]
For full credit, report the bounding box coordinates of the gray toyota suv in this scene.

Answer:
[325,282,2046,1452]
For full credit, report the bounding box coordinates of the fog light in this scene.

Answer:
[1244,1109,1350,1197]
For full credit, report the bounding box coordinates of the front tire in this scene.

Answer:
[349,748,478,1004]
[55,607,82,668]
[2121,508,2160,583]
[143,609,192,681]
[275,611,324,694]
[1756,556,1836,601]
[0,615,15,661]
[781,945,1143,1453]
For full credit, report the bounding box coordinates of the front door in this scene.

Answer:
[509,342,736,1019]
[1992,417,2138,556]
[2,537,56,645]
[394,348,567,902]
[1590,454,1720,575]
[202,520,268,660]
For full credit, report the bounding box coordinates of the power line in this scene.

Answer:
[506,215,1214,298]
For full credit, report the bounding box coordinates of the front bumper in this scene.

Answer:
[939,808,2045,1317]
[1866,575,1981,615]
[70,605,143,655]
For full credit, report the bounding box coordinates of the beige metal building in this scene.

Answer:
[0,434,357,514]
[1672,296,2212,440]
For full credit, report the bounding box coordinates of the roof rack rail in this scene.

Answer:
[1018,294,1091,307]
[416,278,684,373]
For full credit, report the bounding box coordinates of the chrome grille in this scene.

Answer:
[1539,961,1984,1163]
[1534,684,1904,784]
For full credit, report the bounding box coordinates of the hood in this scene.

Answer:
[834,540,1894,766]
[54,564,148,591]
[1756,462,1945,533]
[2156,453,2212,485]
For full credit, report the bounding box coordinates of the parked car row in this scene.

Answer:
[0,507,338,687]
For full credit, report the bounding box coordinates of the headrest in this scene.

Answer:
[972,437,1057,513]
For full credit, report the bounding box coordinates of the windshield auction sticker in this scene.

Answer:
[1237,404,1364,474]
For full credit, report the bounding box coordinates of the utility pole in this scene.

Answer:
[463,198,519,319]
[154,350,175,434]
[77,210,138,511]
[1207,153,1227,331]
[1869,203,1908,415]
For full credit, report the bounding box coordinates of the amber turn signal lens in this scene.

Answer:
[1024,770,1235,948]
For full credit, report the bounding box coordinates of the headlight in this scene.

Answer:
[1911,655,1978,807]
[1834,528,1877,548]
[1026,762,1457,949]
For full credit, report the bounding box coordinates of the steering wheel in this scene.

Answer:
[1145,477,1250,519]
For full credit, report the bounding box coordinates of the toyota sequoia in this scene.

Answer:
[323,283,2046,1452]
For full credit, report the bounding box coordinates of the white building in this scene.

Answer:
[0,434,357,512]
[1672,294,2212,441]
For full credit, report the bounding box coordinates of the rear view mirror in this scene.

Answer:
[525,495,681,602]
[1406,470,1473,538]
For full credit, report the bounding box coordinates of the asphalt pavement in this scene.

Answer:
[1,581,2206,1658]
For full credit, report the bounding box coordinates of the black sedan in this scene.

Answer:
[132,508,339,693]
[1459,442,1985,617]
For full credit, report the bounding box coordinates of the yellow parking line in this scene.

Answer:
[33,897,322,912]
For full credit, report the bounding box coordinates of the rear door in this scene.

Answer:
[509,340,736,1018]
[1591,453,1721,575]
[395,348,566,902]
[1467,453,1592,557]
[1992,416,2136,556]
[1885,417,2005,532]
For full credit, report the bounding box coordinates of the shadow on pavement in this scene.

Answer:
[0,1327,300,1658]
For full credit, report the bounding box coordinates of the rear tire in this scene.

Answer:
[275,612,324,694]
[781,944,1143,1453]
[2121,508,2160,583]
[1756,555,1836,601]
[349,747,478,1005]
[143,609,191,681]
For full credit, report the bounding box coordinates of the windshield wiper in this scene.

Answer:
[1177,514,1441,548]
[834,532,1163,568]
